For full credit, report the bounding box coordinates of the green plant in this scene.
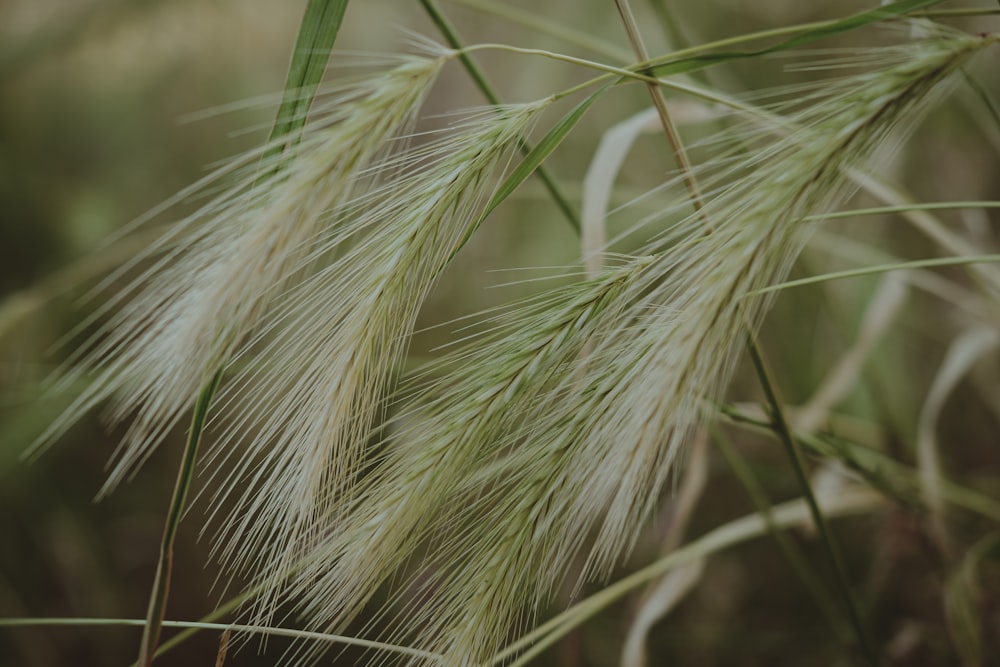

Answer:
[3,1,1000,666]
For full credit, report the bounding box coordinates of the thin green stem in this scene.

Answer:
[746,337,878,666]
[752,254,1000,295]
[639,0,945,71]
[916,8,1000,17]
[1,617,440,660]
[132,4,351,661]
[442,0,632,61]
[442,0,977,88]
[263,0,349,169]
[456,44,732,104]
[456,1,955,93]
[961,68,1000,132]
[454,6,974,119]
[613,0,708,222]
[713,426,852,643]
[136,370,223,667]
[612,3,870,659]
[459,43,643,92]
[717,401,1000,522]
[610,2,876,660]
[419,0,580,232]
[146,588,251,664]
[810,201,1000,220]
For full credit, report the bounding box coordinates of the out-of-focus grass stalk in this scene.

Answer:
[0,617,440,661]
[499,488,886,666]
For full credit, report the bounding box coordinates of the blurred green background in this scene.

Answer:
[2,1,1000,665]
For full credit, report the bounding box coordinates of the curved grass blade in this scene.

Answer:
[500,488,884,666]
[717,402,1000,522]
[746,338,877,665]
[712,427,852,643]
[944,534,1000,665]
[419,0,581,231]
[265,0,350,164]
[647,0,945,78]
[0,617,439,661]
[752,254,1000,295]
[961,69,1000,132]
[444,0,631,61]
[461,88,606,247]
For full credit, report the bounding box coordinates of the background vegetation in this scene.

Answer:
[2,1,999,665]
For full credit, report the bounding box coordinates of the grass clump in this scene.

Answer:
[3,2,1000,666]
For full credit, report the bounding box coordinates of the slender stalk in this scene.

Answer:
[752,254,1000,295]
[147,590,250,664]
[418,0,580,232]
[713,426,852,643]
[813,202,1000,220]
[717,400,1000,522]
[916,8,1000,17]
[213,628,230,667]
[136,370,223,667]
[613,0,708,221]
[961,68,1000,131]
[746,336,878,665]
[442,1,987,78]
[264,0,349,163]
[638,0,946,72]
[443,0,632,61]
[1,617,440,660]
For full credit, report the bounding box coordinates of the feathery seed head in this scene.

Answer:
[207,99,552,623]
[557,28,1000,582]
[36,53,447,495]
[277,259,651,643]
[273,30,994,666]
[35,23,997,667]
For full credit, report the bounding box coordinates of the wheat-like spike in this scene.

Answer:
[318,29,993,666]
[34,53,448,495]
[271,259,650,650]
[206,100,552,623]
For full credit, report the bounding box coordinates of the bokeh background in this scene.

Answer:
[2,1,1000,665]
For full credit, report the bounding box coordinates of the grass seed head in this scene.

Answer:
[207,99,551,623]
[32,21,998,667]
[34,53,448,496]
[269,29,995,666]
